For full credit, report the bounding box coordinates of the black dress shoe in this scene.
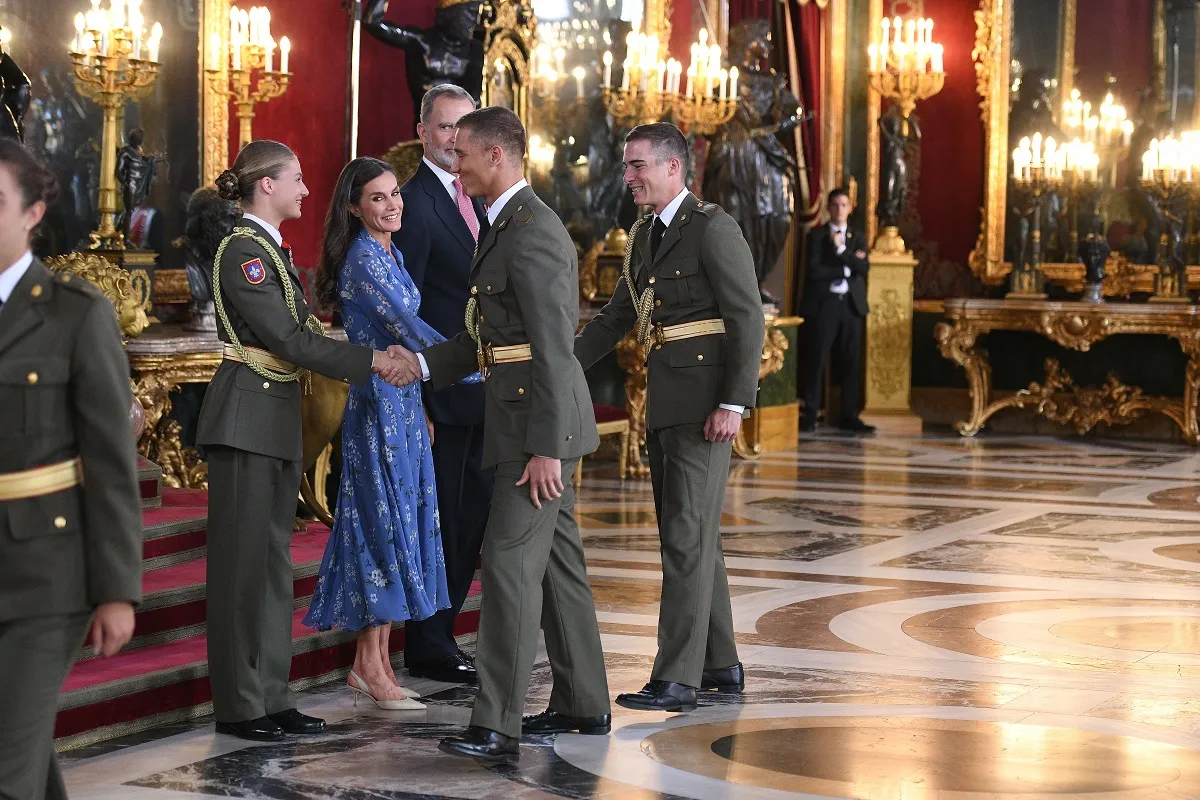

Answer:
[456,648,476,667]
[839,417,877,434]
[701,662,745,692]
[268,709,326,734]
[408,652,478,685]
[615,680,697,712]
[522,709,611,735]
[215,717,285,742]
[438,725,519,764]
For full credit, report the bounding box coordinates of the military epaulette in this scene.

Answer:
[693,200,720,215]
[53,272,102,298]
[513,203,535,225]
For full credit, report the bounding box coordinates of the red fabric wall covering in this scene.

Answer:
[910,0,986,297]
[357,0,437,159]
[1074,0,1151,102]
[226,0,353,295]
[792,2,822,222]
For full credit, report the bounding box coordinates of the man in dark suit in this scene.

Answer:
[393,84,490,685]
[799,188,875,434]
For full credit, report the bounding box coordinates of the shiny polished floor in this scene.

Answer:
[62,433,1200,799]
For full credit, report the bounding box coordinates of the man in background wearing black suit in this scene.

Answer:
[394,83,491,685]
[799,188,875,434]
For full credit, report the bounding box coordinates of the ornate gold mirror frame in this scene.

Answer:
[970,0,1186,292]
[202,0,232,186]
[480,0,536,127]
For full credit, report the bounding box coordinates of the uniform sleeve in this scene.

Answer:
[574,246,638,369]
[72,297,142,607]
[703,213,766,409]
[509,221,579,458]
[421,330,481,389]
[218,237,374,384]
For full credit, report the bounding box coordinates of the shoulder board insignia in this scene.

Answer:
[241,257,267,285]
[694,201,719,214]
[497,218,509,231]
[515,212,534,224]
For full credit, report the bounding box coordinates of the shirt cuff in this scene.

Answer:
[843,266,851,277]
[416,352,431,382]
[718,403,745,415]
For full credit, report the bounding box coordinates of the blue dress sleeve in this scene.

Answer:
[346,239,482,384]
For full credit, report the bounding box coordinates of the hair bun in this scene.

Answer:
[215,168,242,201]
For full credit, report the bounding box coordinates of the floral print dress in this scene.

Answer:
[304,229,476,631]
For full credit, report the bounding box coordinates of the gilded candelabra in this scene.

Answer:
[1141,167,1191,303]
[867,16,944,135]
[1058,168,1098,264]
[69,0,162,251]
[1008,158,1057,299]
[205,6,291,150]
[600,26,734,133]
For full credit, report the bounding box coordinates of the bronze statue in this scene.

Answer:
[0,45,30,141]
[877,106,919,228]
[116,128,165,243]
[180,186,239,332]
[702,19,800,304]
[1079,219,1110,303]
[364,0,484,131]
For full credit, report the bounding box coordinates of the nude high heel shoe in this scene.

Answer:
[347,669,425,710]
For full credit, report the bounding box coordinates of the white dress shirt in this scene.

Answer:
[422,156,458,201]
[829,223,851,295]
[242,213,284,247]
[417,178,530,381]
[655,187,744,417]
[0,250,34,306]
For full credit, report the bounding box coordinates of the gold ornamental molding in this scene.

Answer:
[45,252,149,340]
[479,0,535,128]
[934,298,1200,443]
[203,0,232,185]
[968,0,1011,285]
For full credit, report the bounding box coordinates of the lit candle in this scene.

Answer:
[931,44,943,73]
[1143,149,1153,181]
[74,13,85,52]
[868,43,878,73]
[574,66,585,99]
[881,16,890,48]
[893,16,901,48]
[265,36,274,72]
[148,21,161,62]
[905,18,915,48]
[717,67,728,100]
[621,58,630,90]
[685,63,695,98]
[208,31,220,70]
[602,51,612,88]
[1123,119,1133,147]
[279,35,290,74]
[111,0,125,31]
[729,65,738,100]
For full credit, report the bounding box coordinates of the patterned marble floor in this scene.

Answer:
[62,432,1200,799]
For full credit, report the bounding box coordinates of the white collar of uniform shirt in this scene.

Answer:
[0,250,33,304]
[242,213,284,247]
[486,178,529,226]
[654,186,690,229]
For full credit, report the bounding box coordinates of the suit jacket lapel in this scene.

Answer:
[420,162,476,257]
[0,261,51,357]
[652,192,697,266]
[471,185,534,271]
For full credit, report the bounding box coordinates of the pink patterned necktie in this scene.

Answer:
[453,178,480,242]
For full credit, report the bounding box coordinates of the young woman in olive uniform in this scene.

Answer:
[196,141,417,741]
[0,140,142,800]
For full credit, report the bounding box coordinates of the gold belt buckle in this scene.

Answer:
[652,323,666,348]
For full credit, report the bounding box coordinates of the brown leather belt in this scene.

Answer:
[0,458,83,502]
[222,343,297,373]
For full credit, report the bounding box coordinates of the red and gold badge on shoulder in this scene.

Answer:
[241,258,266,285]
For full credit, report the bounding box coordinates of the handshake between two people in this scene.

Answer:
[371,345,422,387]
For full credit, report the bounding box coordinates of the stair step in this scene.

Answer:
[137,457,163,509]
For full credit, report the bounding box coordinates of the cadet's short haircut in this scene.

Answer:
[455,106,526,161]
[625,122,691,171]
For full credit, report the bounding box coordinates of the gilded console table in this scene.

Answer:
[934,299,1200,443]
[126,324,224,489]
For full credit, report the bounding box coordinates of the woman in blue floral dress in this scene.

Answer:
[306,157,475,709]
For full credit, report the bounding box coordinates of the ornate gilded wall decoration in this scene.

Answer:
[44,251,148,339]
[866,287,910,400]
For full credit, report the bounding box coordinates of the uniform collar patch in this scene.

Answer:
[241,257,267,285]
